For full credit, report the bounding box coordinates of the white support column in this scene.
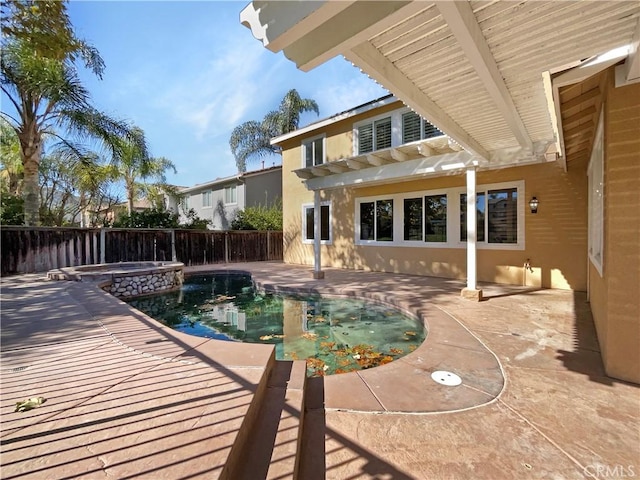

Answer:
[312,189,324,279]
[462,167,483,301]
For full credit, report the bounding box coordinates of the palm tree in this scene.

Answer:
[110,127,177,215]
[1,1,147,225]
[230,89,319,172]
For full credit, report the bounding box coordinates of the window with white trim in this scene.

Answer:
[303,202,331,243]
[202,190,212,208]
[224,185,237,204]
[302,136,325,167]
[403,194,447,242]
[354,108,444,155]
[460,188,518,244]
[358,199,394,242]
[402,111,442,143]
[356,181,524,249]
[358,117,392,154]
[588,110,604,276]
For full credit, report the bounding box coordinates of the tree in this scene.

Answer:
[230,89,319,172]
[109,127,177,215]
[1,0,147,225]
[36,150,118,226]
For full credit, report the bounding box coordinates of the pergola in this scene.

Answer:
[241,0,639,296]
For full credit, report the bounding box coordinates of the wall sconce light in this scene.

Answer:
[529,197,539,214]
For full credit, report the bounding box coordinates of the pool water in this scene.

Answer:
[127,273,426,376]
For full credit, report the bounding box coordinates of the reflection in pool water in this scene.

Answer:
[127,273,426,376]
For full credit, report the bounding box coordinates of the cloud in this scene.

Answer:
[153,34,280,140]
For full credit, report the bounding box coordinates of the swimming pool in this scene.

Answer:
[127,272,426,376]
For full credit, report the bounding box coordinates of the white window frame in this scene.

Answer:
[356,198,395,243]
[455,181,525,250]
[401,109,442,143]
[353,112,395,155]
[402,193,449,244]
[354,180,525,250]
[353,107,444,156]
[588,110,604,276]
[302,201,332,245]
[181,195,190,211]
[224,185,237,205]
[202,190,212,208]
[301,134,326,168]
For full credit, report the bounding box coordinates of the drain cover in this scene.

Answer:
[431,370,462,386]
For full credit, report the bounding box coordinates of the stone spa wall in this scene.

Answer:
[47,261,184,299]
[106,269,184,298]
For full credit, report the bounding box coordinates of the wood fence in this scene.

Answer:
[0,227,283,275]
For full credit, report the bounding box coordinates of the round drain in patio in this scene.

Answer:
[431,370,462,386]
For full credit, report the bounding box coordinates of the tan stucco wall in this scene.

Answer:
[595,73,640,383]
[282,122,589,290]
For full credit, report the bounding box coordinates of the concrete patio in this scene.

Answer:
[1,262,638,479]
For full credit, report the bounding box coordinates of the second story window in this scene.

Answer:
[402,111,442,143]
[358,116,392,154]
[303,136,324,167]
[202,190,212,208]
[224,185,237,204]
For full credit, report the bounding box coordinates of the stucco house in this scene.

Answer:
[173,165,282,230]
[241,1,639,383]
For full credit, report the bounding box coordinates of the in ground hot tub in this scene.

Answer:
[47,261,184,298]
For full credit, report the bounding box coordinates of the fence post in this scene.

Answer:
[68,236,75,267]
[92,232,98,264]
[267,230,271,261]
[225,231,229,263]
[171,229,177,262]
[100,228,106,264]
[84,232,90,265]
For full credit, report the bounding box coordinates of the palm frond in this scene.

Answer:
[59,108,144,163]
[278,89,319,133]
[229,120,277,172]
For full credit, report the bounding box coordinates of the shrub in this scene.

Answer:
[0,194,24,225]
[180,209,211,230]
[231,201,282,231]
[113,208,180,228]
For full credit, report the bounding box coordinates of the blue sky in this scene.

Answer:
[67,1,388,188]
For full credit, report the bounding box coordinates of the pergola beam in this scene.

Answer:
[346,41,489,160]
[390,148,408,162]
[240,1,356,52]
[435,1,532,151]
[624,18,640,83]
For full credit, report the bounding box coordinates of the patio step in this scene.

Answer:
[233,360,308,480]
[295,376,327,480]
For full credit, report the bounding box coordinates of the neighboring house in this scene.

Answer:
[176,165,282,230]
[98,198,153,225]
[241,1,640,383]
